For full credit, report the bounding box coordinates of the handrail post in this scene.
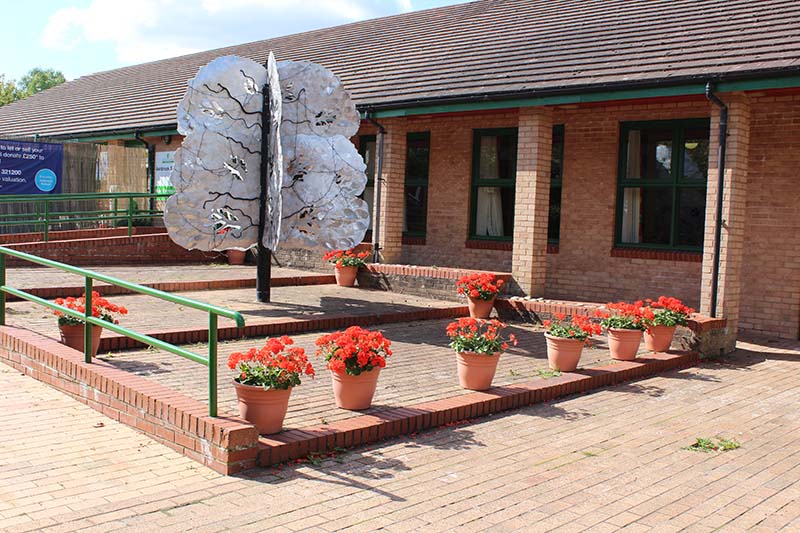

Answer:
[127,198,133,237]
[43,200,50,242]
[0,254,5,326]
[113,197,118,228]
[208,313,218,417]
[84,279,93,363]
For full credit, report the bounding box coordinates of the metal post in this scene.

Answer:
[127,197,133,236]
[256,69,272,303]
[43,200,49,242]
[208,313,218,417]
[84,278,93,363]
[0,254,6,326]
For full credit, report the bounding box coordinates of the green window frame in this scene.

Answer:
[469,128,518,241]
[358,135,377,234]
[403,131,430,237]
[614,118,710,251]
[547,124,565,243]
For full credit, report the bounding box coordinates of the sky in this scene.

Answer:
[2,0,472,82]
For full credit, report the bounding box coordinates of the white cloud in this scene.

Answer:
[40,0,416,68]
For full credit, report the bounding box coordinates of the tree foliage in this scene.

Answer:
[0,68,65,107]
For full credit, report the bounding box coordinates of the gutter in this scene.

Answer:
[364,111,386,264]
[704,83,728,319]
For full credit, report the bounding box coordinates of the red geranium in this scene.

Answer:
[543,313,602,345]
[646,296,695,327]
[228,336,314,390]
[315,326,392,375]
[446,317,517,355]
[455,272,504,301]
[600,301,655,331]
[322,249,370,268]
[54,291,128,326]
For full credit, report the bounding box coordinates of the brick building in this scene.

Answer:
[1,0,799,341]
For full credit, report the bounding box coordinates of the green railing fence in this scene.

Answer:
[0,246,244,416]
[0,192,170,241]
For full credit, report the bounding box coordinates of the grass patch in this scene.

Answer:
[685,436,740,453]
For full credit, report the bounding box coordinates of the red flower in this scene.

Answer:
[315,326,392,375]
[323,248,370,268]
[53,291,128,327]
[456,272,504,301]
[229,336,315,389]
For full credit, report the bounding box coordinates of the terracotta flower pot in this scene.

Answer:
[227,249,246,265]
[59,324,102,357]
[334,265,358,287]
[331,367,380,409]
[467,296,495,318]
[456,351,501,390]
[233,381,292,434]
[606,328,643,361]
[644,325,677,352]
[544,333,584,372]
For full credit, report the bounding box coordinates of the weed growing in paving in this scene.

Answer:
[537,369,562,379]
[685,436,741,453]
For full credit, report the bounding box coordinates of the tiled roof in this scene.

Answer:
[2,0,799,138]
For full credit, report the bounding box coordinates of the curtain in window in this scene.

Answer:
[621,130,641,242]
[476,136,504,236]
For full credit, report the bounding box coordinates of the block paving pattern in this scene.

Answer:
[1,337,799,531]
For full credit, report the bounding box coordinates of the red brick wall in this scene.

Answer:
[739,93,800,339]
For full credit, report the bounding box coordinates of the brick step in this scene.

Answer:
[97,305,468,352]
[256,351,698,466]
[4,274,335,302]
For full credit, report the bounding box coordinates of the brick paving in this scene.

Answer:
[2,337,799,532]
[4,264,312,290]
[101,318,633,428]
[5,285,460,343]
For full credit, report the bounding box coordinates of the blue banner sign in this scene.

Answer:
[0,140,63,194]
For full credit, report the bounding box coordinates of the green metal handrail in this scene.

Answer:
[0,246,245,416]
[0,192,171,241]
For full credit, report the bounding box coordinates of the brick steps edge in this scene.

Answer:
[5,274,335,302]
[257,351,699,466]
[97,305,468,352]
[0,326,260,475]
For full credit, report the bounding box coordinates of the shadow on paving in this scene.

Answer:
[239,291,438,319]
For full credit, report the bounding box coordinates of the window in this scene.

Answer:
[548,124,565,243]
[358,135,376,232]
[616,119,710,251]
[470,128,517,240]
[404,132,430,237]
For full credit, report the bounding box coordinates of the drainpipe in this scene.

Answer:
[134,131,156,214]
[705,83,728,318]
[365,111,386,264]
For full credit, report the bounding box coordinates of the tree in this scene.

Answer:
[18,68,65,97]
[0,68,65,107]
[0,75,17,106]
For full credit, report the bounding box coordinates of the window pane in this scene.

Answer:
[676,187,706,247]
[406,134,429,182]
[362,185,374,230]
[478,133,515,180]
[359,138,376,183]
[404,185,427,235]
[548,186,561,242]
[682,128,710,181]
[620,187,672,245]
[551,126,564,182]
[626,129,673,180]
[475,186,514,238]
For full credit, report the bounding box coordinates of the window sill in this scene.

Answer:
[465,239,512,251]
[547,243,559,254]
[611,247,702,262]
[402,235,426,246]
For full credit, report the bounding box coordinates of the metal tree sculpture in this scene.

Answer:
[165,53,369,301]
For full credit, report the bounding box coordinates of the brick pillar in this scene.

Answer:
[700,93,750,350]
[376,118,406,264]
[511,107,553,296]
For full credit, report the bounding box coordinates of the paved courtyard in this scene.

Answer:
[2,337,799,532]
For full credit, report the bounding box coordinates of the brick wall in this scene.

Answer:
[739,93,800,338]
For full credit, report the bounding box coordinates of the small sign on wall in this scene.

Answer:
[0,140,63,194]
[155,151,176,194]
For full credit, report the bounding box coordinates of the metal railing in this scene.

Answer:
[0,192,171,241]
[0,246,245,416]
